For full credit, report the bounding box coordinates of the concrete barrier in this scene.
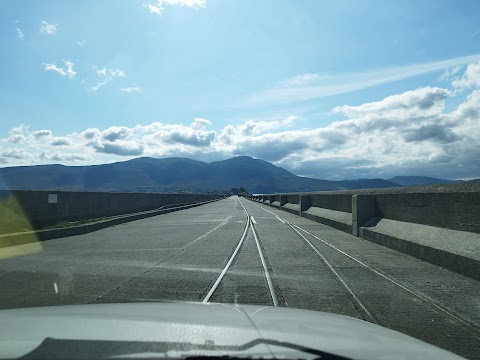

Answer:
[0,198,221,249]
[0,190,224,231]
[250,183,480,280]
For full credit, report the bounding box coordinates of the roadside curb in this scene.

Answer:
[359,221,480,281]
[0,198,222,249]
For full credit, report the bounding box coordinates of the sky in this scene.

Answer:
[1,0,480,180]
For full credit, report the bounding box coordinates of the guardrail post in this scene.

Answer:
[352,195,375,237]
[269,195,275,206]
[280,195,287,206]
[299,195,312,217]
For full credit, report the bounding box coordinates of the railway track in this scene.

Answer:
[203,199,278,306]
[246,198,480,335]
[202,198,378,324]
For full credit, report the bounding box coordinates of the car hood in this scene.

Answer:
[0,302,464,360]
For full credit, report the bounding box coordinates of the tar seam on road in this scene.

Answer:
[89,199,239,304]
[247,199,480,335]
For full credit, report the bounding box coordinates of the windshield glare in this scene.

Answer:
[1,1,480,360]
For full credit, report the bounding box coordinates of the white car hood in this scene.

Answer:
[0,302,464,360]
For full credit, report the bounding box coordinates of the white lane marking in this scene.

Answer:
[250,217,279,307]
[248,200,480,333]
[53,282,58,294]
[251,216,257,224]
[202,216,250,303]
[181,199,238,249]
[275,215,285,223]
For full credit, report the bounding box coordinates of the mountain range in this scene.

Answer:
[0,156,463,193]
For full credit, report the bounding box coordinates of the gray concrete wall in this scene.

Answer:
[250,183,480,280]
[311,194,352,213]
[253,183,480,235]
[373,192,480,233]
[286,195,299,205]
[0,190,223,230]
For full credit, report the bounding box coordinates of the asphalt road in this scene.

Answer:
[0,196,479,359]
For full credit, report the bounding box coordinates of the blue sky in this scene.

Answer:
[1,0,480,180]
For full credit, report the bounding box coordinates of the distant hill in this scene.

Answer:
[388,176,463,186]
[0,156,401,193]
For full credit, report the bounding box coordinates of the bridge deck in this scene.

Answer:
[0,196,479,359]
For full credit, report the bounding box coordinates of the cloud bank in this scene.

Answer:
[144,0,206,15]
[2,63,480,180]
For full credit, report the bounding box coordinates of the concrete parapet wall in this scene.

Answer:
[360,218,480,280]
[0,199,220,249]
[286,195,299,205]
[373,192,480,233]
[311,194,352,213]
[0,190,223,230]
[253,184,480,235]
[271,201,281,208]
[303,207,352,233]
[281,203,300,215]
[250,183,480,279]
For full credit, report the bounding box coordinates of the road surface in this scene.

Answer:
[0,196,479,359]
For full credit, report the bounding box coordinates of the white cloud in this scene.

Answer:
[101,126,133,142]
[51,138,70,146]
[16,27,24,40]
[77,40,86,47]
[452,62,480,89]
[40,21,58,35]
[9,124,29,135]
[40,151,90,162]
[43,63,66,77]
[89,66,126,92]
[42,60,76,79]
[120,86,142,93]
[1,149,28,159]
[81,128,101,139]
[2,63,480,180]
[6,135,25,143]
[281,73,324,86]
[32,130,53,139]
[439,65,462,82]
[246,53,480,106]
[65,61,76,79]
[331,87,450,125]
[92,140,145,156]
[137,118,217,148]
[218,115,299,145]
[144,0,206,15]
[5,124,28,143]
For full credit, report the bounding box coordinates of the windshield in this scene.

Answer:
[1,1,479,360]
